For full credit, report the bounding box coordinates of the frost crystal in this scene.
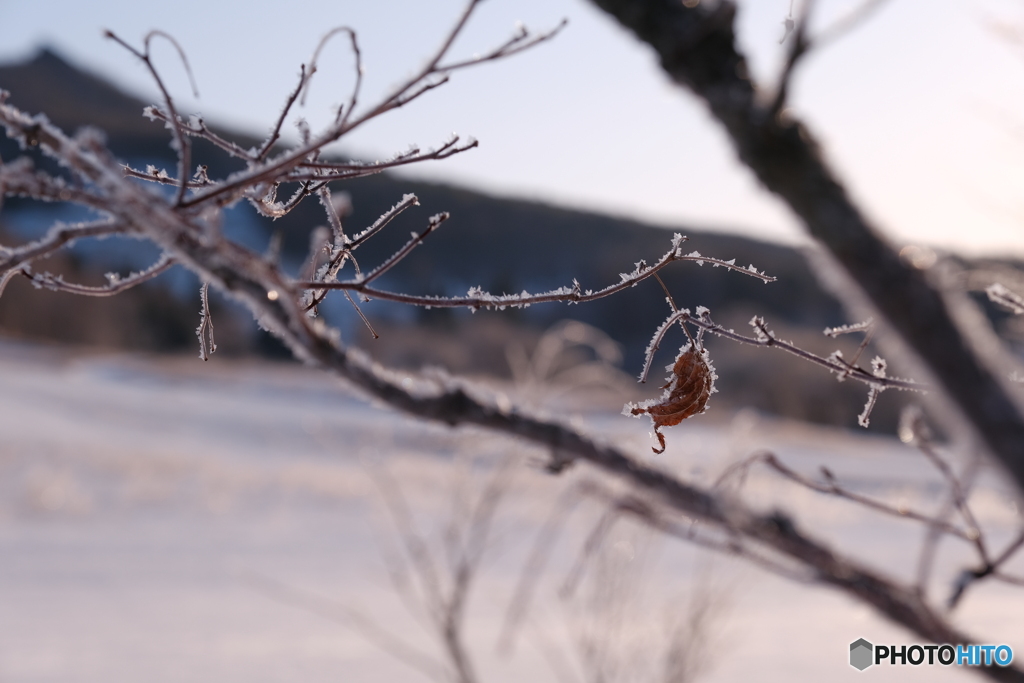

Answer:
[670,233,687,253]
[823,319,872,338]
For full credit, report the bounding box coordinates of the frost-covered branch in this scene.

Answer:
[288,136,479,180]
[163,5,563,213]
[361,212,450,286]
[103,30,198,206]
[123,162,212,188]
[19,253,175,297]
[350,193,419,248]
[141,108,257,162]
[196,282,217,361]
[295,233,772,313]
[0,154,119,213]
[588,0,1024,528]
[639,307,921,394]
[0,218,127,277]
[302,193,419,313]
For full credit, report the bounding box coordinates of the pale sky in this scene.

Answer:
[1,0,1023,256]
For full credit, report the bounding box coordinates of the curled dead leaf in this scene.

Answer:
[630,345,713,453]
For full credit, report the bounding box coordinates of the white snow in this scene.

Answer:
[0,342,1020,682]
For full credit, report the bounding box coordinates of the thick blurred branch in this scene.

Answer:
[587,0,1024,497]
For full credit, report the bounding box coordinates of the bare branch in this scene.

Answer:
[145,109,256,162]
[639,308,688,384]
[350,193,419,249]
[123,163,211,188]
[302,27,363,131]
[857,383,882,427]
[177,3,561,212]
[0,219,126,274]
[437,18,569,72]
[21,253,175,297]
[587,0,1024,520]
[738,451,976,542]
[0,266,22,300]
[344,290,378,339]
[257,64,308,161]
[316,187,346,244]
[303,194,419,313]
[360,212,449,286]
[0,157,115,214]
[104,30,196,205]
[901,407,988,561]
[676,250,775,282]
[641,308,921,394]
[827,319,874,381]
[197,282,217,361]
[772,0,894,116]
[823,319,874,337]
[770,0,814,116]
[286,136,479,181]
[295,234,767,314]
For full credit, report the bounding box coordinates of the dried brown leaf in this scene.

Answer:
[630,345,713,453]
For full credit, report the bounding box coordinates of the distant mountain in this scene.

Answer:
[1,48,209,157]
[0,48,947,430]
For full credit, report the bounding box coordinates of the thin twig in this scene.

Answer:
[21,253,174,297]
[0,219,126,274]
[177,1,560,211]
[769,0,815,116]
[296,235,756,315]
[748,451,975,541]
[197,282,217,361]
[359,212,449,285]
[105,30,197,205]
[259,64,308,161]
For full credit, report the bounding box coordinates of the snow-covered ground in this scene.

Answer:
[0,340,1022,682]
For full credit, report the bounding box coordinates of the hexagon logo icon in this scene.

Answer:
[850,638,873,671]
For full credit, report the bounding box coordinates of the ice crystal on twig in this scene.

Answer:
[857,357,889,428]
[824,319,873,337]
[196,282,217,361]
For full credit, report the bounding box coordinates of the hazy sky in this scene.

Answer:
[1,0,1023,255]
